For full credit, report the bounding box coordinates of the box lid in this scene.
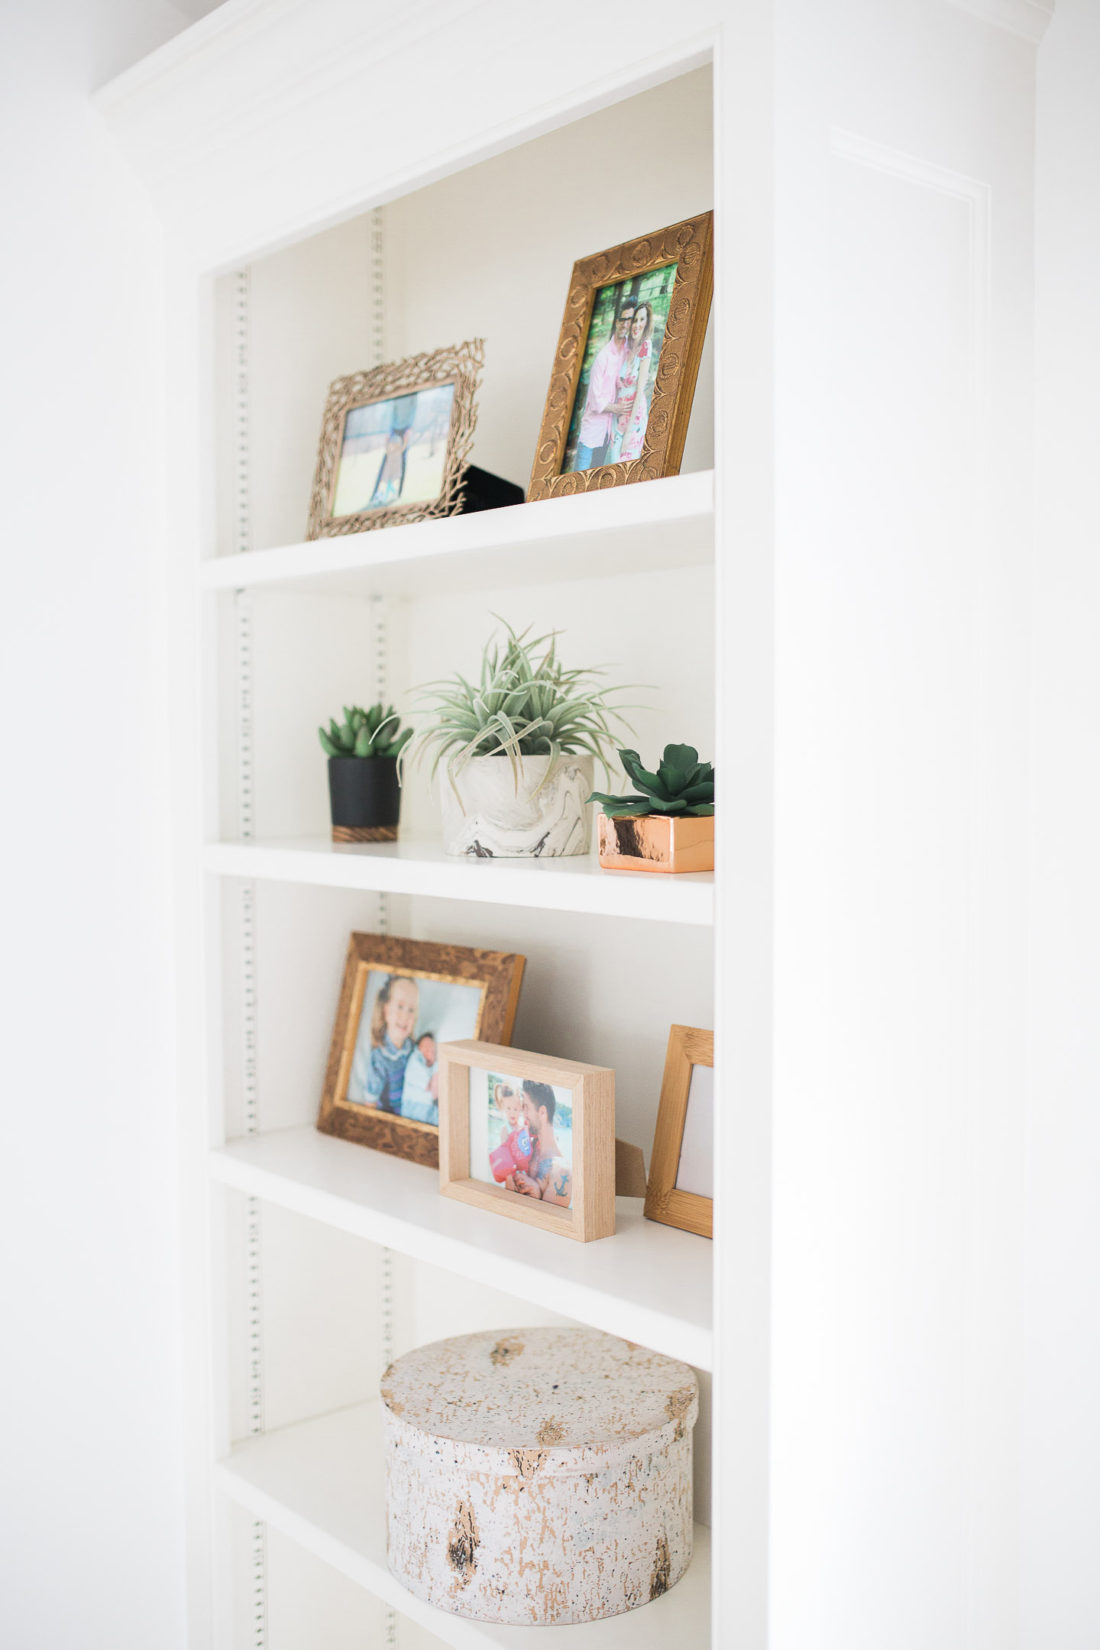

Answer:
[380,1326,698,1476]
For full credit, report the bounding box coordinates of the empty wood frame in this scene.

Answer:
[644,1024,714,1239]
[439,1040,615,1242]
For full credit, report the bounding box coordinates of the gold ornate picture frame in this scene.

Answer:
[306,338,484,538]
[317,933,525,1168]
[528,212,713,501]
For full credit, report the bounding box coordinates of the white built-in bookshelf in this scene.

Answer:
[96,0,1041,1641]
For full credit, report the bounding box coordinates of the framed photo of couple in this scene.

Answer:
[528,210,713,501]
[317,934,525,1168]
[438,1041,616,1243]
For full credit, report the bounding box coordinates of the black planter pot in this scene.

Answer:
[327,757,401,842]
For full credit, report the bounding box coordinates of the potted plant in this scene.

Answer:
[318,703,412,842]
[403,620,634,858]
[588,744,714,874]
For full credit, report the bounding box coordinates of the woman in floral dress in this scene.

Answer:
[618,301,655,461]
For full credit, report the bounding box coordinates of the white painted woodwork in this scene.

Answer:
[220,1196,388,1442]
[216,1402,712,1649]
[761,7,1039,1647]
[226,1516,435,1650]
[201,470,713,598]
[0,8,191,1649]
[212,1128,713,1370]
[92,1,1053,1646]
[1025,5,1100,1646]
[95,2,718,273]
[946,0,1054,42]
[204,839,714,926]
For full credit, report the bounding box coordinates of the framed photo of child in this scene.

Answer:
[438,1041,616,1243]
[306,338,484,538]
[643,1025,714,1239]
[318,935,525,1168]
[527,212,713,502]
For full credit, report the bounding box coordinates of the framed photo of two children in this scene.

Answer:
[317,934,526,1169]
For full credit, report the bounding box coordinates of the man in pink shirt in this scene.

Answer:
[572,294,637,471]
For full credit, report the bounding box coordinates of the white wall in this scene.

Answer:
[767,2,1037,1645]
[0,3,192,1646]
[1025,5,1100,1646]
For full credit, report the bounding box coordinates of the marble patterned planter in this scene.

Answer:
[382,1326,698,1627]
[439,753,594,858]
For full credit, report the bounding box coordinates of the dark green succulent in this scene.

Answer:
[318,703,412,761]
[588,744,714,818]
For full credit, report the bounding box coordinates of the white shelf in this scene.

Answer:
[216,1401,711,1649]
[199,470,713,598]
[210,1128,713,1371]
[203,838,715,926]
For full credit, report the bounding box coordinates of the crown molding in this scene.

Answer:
[93,0,717,272]
[943,0,1055,44]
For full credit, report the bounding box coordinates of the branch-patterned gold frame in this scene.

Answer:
[528,213,713,502]
[306,338,484,538]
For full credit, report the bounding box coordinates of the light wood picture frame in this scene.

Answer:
[528,211,713,501]
[306,338,484,537]
[644,1024,714,1239]
[439,1040,616,1243]
[317,935,525,1168]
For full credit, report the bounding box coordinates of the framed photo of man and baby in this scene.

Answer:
[528,210,713,502]
[317,933,525,1168]
[438,1040,616,1243]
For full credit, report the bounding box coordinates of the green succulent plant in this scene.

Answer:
[402,619,636,792]
[318,703,412,761]
[588,744,715,817]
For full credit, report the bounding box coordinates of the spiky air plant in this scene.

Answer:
[402,620,637,796]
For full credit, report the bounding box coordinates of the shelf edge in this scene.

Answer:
[199,469,715,592]
[209,1146,714,1371]
[201,842,715,928]
[214,1403,712,1649]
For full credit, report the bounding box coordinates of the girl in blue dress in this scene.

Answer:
[350,974,419,1112]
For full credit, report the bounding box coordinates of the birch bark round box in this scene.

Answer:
[381,1326,698,1626]
[439,753,594,858]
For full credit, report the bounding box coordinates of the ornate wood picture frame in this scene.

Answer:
[306,338,484,538]
[644,1024,714,1239]
[528,212,713,501]
[317,934,525,1167]
[439,1040,616,1242]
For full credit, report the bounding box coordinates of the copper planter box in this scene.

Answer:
[597,813,714,874]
